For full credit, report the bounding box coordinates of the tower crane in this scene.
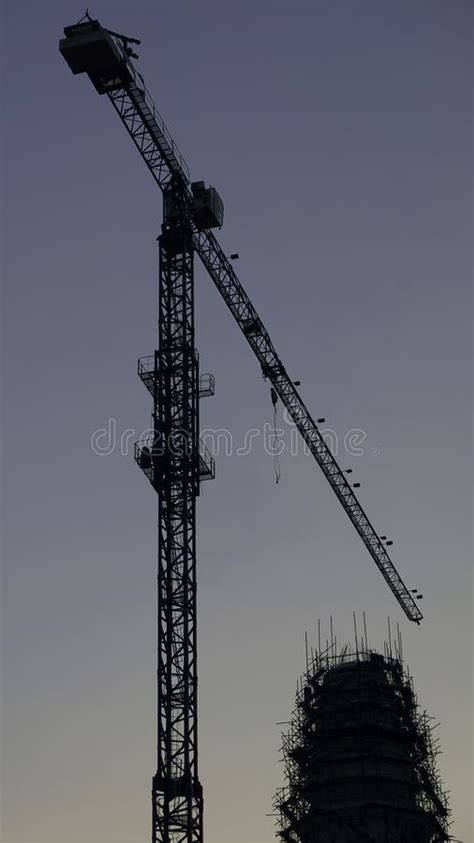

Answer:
[59,15,423,843]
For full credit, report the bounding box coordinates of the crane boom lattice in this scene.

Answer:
[194,230,422,624]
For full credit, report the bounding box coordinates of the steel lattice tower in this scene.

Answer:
[135,179,215,841]
[149,183,203,842]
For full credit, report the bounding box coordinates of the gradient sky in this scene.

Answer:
[2,1,472,842]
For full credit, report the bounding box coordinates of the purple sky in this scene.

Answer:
[2,1,472,841]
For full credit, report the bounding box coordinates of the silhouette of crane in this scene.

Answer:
[59,15,423,843]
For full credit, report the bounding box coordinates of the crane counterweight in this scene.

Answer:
[59,20,135,94]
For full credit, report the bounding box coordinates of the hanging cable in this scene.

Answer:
[270,387,282,484]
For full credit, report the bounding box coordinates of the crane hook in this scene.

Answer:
[269,388,281,484]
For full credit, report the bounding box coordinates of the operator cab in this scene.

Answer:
[59,19,135,94]
[191,181,224,231]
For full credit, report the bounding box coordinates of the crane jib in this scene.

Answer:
[194,230,423,624]
[59,17,423,624]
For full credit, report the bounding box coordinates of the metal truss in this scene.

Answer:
[194,230,423,624]
[137,184,203,843]
[108,82,190,191]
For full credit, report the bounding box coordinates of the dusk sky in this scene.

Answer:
[2,2,472,842]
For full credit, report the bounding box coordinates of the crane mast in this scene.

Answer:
[59,13,423,843]
[151,181,203,842]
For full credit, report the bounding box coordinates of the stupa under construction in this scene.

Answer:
[274,622,451,843]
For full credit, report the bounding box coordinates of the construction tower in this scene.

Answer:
[274,633,451,842]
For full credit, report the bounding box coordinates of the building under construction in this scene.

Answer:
[274,631,451,843]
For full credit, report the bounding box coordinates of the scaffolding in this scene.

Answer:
[274,624,451,843]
